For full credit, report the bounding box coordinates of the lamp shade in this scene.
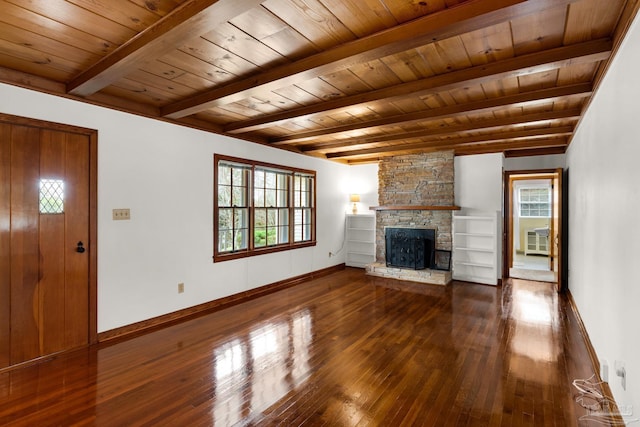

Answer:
[349,194,361,203]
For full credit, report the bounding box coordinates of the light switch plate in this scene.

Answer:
[112,208,131,220]
[600,359,609,382]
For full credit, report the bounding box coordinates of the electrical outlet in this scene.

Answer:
[112,208,131,220]
[178,282,184,294]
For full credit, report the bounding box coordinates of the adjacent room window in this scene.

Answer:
[214,155,316,261]
[519,187,551,217]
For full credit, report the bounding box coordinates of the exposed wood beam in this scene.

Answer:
[459,136,569,154]
[161,0,581,119]
[345,158,383,165]
[326,126,573,159]
[0,65,161,117]
[273,83,592,145]
[226,40,610,134]
[455,138,568,155]
[0,65,66,94]
[67,0,263,96]
[0,61,285,151]
[302,109,582,153]
[341,137,568,163]
[503,146,568,157]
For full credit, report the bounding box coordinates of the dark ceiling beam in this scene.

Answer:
[161,0,581,119]
[226,39,610,134]
[455,138,569,155]
[503,146,568,157]
[67,0,263,97]
[302,108,582,153]
[342,137,569,162]
[344,158,384,165]
[0,65,164,117]
[0,65,66,94]
[326,126,574,159]
[273,83,592,145]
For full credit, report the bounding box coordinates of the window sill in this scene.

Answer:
[213,241,317,262]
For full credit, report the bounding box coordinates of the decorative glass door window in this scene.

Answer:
[39,179,64,214]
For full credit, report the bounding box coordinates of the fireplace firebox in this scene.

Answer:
[385,228,436,270]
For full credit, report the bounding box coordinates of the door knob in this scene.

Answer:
[76,241,86,253]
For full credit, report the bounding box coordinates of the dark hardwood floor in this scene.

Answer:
[0,268,607,426]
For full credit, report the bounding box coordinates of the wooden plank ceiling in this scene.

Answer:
[0,0,636,163]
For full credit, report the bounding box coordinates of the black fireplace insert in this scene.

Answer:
[385,227,435,270]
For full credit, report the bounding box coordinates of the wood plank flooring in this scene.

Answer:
[0,268,607,426]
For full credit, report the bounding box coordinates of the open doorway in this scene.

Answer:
[504,169,564,291]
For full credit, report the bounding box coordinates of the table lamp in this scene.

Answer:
[350,194,360,214]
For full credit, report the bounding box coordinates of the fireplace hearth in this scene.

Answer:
[385,227,435,270]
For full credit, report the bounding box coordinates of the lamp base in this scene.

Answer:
[352,203,358,214]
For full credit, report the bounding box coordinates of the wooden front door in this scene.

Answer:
[0,115,97,370]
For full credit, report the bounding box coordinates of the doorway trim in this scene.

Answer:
[0,112,98,346]
[503,168,563,289]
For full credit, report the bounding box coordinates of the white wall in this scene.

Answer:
[0,83,350,332]
[455,153,504,215]
[454,153,504,279]
[566,14,640,418]
[347,163,379,212]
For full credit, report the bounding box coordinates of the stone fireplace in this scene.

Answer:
[365,151,455,285]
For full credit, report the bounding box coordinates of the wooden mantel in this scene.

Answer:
[369,205,461,211]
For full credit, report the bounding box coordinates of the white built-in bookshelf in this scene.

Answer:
[345,214,376,268]
[452,213,498,285]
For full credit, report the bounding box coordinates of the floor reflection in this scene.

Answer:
[0,270,599,425]
[213,309,313,425]
[502,280,566,411]
[508,280,561,364]
[213,339,245,426]
[512,287,557,326]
